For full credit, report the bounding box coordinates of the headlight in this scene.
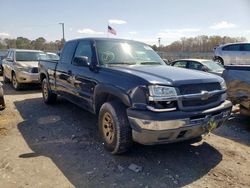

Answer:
[220,80,227,90]
[148,85,177,98]
[16,66,32,73]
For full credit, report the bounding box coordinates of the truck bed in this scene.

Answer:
[222,65,250,109]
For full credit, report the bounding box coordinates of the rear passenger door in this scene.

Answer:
[70,40,97,111]
[4,50,14,79]
[221,44,241,64]
[240,44,250,64]
[55,41,78,98]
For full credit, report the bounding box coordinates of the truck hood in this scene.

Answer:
[110,65,223,86]
[16,61,39,68]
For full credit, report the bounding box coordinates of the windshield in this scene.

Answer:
[16,51,46,61]
[96,40,165,66]
[202,61,224,71]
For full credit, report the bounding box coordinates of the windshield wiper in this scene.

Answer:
[140,61,162,65]
[107,62,137,66]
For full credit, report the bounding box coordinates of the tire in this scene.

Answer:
[0,96,5,111]
[215,57,224,65]
[98,101,132,154]
[12,72,22,90]
[42,78,57,104]
[184,136,203,144]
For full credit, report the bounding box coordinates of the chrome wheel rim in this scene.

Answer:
[102,112,115,144]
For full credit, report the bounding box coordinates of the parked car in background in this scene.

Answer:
[2,49,46,90]
[0,83,5,110]
[39,38,232,154]
[0,50,7,75]
[213,42,250,65]
[171,59,225,76]
[222,65,250,116]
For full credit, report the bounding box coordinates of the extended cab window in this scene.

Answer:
[172,61,187,68]
[60,41,78,64]
[222,44,240,51]
[74,41,93,63]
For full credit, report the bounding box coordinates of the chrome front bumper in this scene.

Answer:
[16,71,40,83]
[128,100,232,145]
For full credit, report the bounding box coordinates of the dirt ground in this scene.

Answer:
[0,78,250,188]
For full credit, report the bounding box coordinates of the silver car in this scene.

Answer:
[171,59,225,76]
[2,49,46,90]
[213,42,250,65]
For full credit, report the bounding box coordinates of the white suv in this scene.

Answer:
[213,42,250,65]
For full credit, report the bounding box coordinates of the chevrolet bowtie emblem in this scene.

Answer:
[201,90,210,100]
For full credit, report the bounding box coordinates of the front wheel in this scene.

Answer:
[98,101,132,154]
[12,73,22,90]
[42,78,57,104]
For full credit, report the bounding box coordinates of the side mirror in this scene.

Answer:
[72,56,89,67]
[201,66,209,72]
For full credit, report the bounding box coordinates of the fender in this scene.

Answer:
[93,84,132,112]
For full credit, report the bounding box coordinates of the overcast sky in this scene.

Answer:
[0,0,249,45]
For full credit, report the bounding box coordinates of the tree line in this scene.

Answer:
[152,35,247,52]
[0,35,247,53]
[0,37,64,52]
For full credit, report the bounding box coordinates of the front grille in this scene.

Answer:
[179,83,221,109]
[179,83,221,95]
[31,67,38,73]
[182,95,220,107]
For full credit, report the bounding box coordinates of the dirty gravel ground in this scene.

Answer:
[0,78,250,188]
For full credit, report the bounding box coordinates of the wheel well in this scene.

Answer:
[95,93,124,114]
[215,56,224,64]
[11,70,15,79]
[40,73,46,82]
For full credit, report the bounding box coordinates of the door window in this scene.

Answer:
[188,61,203,70]
[222,44,240,51]
[241,44,250,51]
[172,61,187,68]
[74,41,93,63]
[60,41,78,64]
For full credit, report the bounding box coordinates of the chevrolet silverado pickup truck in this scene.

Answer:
[223,65,250,116]
[39,38,232,154]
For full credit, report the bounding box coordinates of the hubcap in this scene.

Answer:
[43,81,48,100]
[102,112,115,144]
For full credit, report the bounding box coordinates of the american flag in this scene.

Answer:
[108,25,117,35]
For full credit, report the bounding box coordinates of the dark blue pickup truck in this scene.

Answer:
[39,38,232,154]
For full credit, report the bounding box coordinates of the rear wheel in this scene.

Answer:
[12,72,22,90]
[42,78,57,104]
[214,57,224,65]
[98,101,132,154]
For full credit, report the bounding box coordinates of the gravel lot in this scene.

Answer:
[0,77,250,188]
